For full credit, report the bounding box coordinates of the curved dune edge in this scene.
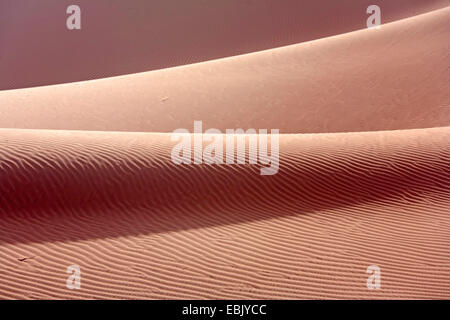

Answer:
[1,0,449,90]
[1,2,449,301]
[1,126,449,299]
[1,6,450,134]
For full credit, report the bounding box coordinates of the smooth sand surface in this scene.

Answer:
[1,0,449,90]
[0,3,449,299]
[0,7,449,133]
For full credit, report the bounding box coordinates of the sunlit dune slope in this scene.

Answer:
[0,7,449,133]
[0,2,449,301]
[0,0,449,89]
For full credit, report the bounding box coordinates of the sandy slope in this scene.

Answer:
[1,0,449,90]
[0,7,449,133]
[0,5,449,300]
[0,127,449,299]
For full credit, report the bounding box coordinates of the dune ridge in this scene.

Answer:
[0,6,449,133]
[0,2,449,300]
[1,0,449,90]
[1,127,449,299]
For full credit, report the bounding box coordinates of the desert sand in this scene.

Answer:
[0,2,449,299]
[1,0,449,90]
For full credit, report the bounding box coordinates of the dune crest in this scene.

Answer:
[0,2,449,300]
[1,127,449,299]
[1,0,449,90]
[1,7,449,133]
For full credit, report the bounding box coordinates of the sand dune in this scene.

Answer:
[0,3,449,300]
[1,7,449,133]
[1,0,449,90]
[0,127,449,299]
